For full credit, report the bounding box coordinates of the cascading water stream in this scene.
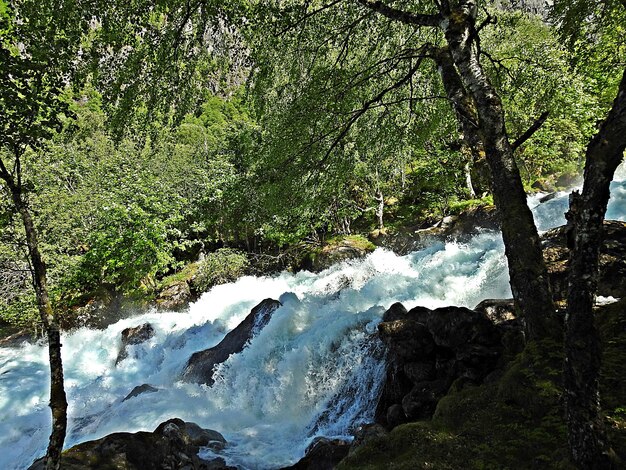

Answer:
[1,168,625,469]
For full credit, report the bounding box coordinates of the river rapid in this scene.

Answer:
[1,168,625,469]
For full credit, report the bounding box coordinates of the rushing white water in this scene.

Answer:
[1,170,625,470]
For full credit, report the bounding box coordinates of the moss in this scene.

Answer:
[344,339,576,469]
[339,422,470,470]
[323,234,376,253]
[344,300,626,469]
[447,196,494,215]
[596,298,626,460]
[158,262,199,291]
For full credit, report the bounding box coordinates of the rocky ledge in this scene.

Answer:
[373,301,522,429]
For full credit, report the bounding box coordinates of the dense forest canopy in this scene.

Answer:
[1,0,625,468]
[2,0,622,323]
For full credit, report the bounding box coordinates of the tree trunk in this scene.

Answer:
[375,189,384,230]
[8,184,68,470]
[564,68,626,469]
[430,45,483,199]
[443,3,559,340]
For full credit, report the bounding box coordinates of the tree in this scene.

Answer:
[0,1,94,467]
[245,2,625,465]
[246,0,560,340]
[553,0,626,467]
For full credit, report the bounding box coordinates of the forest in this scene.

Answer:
[1,0,625,469]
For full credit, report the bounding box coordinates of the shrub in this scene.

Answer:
[192,248,249,293]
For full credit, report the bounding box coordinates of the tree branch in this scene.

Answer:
[356,0,441,27]
[317,54,427,169]
[277,0,344,37]
[511,111,550,152]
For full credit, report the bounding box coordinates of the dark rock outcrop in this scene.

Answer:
[375,304,505,429]
[0,328,35,347]
[543,220,626,301]
[281,437,351,470]
[371,205,500,255]
[182,298,282,385]
[29,418,232,470]
[123,384,159,402]
[115,323,155,365]
[474,298,516,324]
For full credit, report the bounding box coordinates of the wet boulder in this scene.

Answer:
[156,281,192,311]
[378,319,435,359]
[115,323,155,365]
[122,384,159,402]
[182,298,281,385]
[29,418,232,470]
[301,236,375,272]
[474,298,516,324]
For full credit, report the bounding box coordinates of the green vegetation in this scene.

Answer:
[1,0,625,466]
[1,4,617,332]
[193,248,249,293]
[342,323,626,469]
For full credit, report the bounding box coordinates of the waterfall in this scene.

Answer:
[1,171,625,469]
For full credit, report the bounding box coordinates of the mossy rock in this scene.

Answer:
[302,235,376,272]
[338,422,470,470]
[596,298,626,460]
[343,298,626,469]
[432,340,571,468]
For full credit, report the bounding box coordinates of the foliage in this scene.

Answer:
[481,11,603,182]
[192,248,249,293]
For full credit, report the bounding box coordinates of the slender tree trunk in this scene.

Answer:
[564,68,626,469]
[430,45,483,199]
[7,183,68,470]
[443,3,559,340]
[375,189,384,230]
[464,161,476,197]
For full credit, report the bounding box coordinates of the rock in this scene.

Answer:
[414,306,501,351]
[0,328,35,347]
[555,171,582,189]
[531,179,555,192]
[474,299,516,324]
[154,418,227,450]
[282,437,351,470]
[156,281,192,311]
[382,302,408,322]
[371,205,500,255]
[182,298,281,385]
[302,236,375,272]
[542,220,626,301]
[441,215,458,227]
[123,383,159,401]
[28,418,232,470]
[374,303,504,429]
[378,319,435,359]
[402,380,449,420]
[403,361,435,384]
[350,423,388,454]
[116,323,155,365]
[386,403,407,429]
[539,192,559,203]
[444,205,500,238]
